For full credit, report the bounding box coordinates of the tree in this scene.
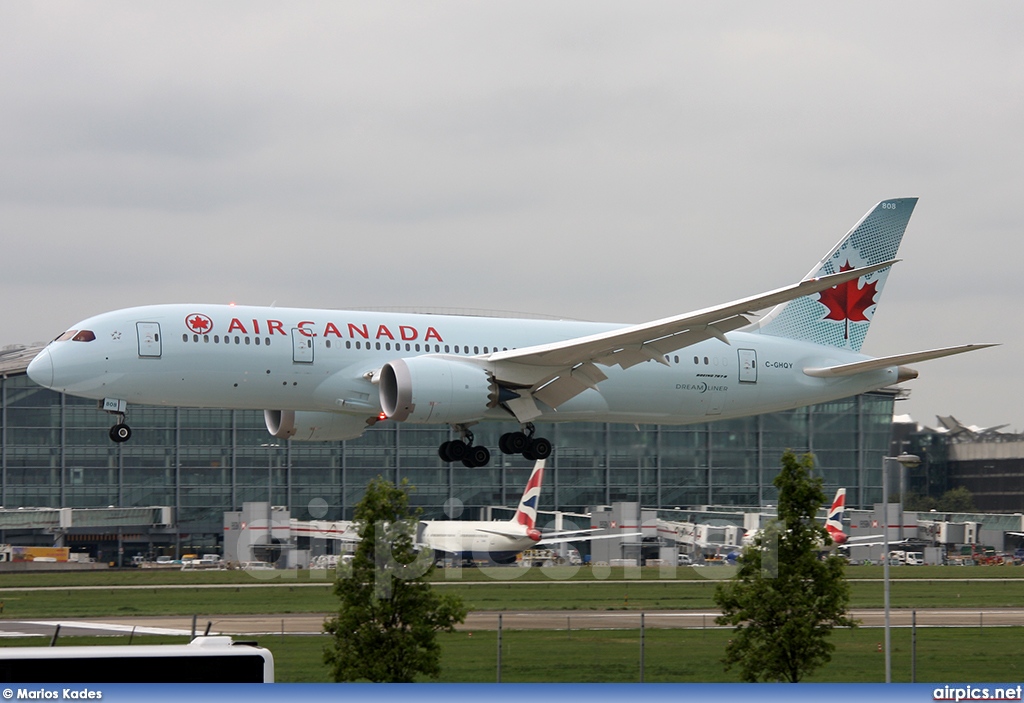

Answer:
[714,451,855,682]
[903,491,939,512]
[938,486,975,513]
[323,476,467,682]
[904,487,975,513]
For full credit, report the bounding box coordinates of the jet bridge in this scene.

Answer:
[0,506,172,540]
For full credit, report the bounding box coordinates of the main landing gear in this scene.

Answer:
[498,423,552,461]
[439,427,491,468]
[438,423,552,467]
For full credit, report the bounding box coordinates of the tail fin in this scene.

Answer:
[825,488,847,545]
[512,460,545,541]
[754,198,917,351]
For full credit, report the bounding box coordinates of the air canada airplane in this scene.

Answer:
[418,460,634,563]
[27,198,993,467]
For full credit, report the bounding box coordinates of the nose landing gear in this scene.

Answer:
[102,399,132,443]
[108,417,132,443]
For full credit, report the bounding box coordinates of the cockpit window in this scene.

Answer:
[55,330,96,342]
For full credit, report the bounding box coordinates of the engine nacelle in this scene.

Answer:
[379,357,498,424]
[264,409,371,442]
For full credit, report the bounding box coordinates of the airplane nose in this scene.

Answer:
[27,348,53,388]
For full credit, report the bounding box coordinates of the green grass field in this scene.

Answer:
[1,563,1022,590]
[2,565,1023,618]
[4,627,1023,683]
[2,565,1023,682]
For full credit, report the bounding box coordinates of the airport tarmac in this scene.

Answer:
[3,608,1024,638]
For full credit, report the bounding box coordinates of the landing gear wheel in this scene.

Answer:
[109,423,132,443]
[527,436,552,460]
[462,445,491,468]
[439,440,467,463]
[508,432,529,454]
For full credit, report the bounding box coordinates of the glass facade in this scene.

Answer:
[1,372,896,539]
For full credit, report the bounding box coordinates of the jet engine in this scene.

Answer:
[264,409,371,442]
[379,357,498,424]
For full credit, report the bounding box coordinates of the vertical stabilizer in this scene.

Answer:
[825,488,847,545]
[754,198,917,351]
[512,460,545,541]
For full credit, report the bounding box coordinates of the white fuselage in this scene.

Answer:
[28,303,898,426]
[418,520,536,561]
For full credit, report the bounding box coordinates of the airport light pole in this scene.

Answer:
[883,453,921,683]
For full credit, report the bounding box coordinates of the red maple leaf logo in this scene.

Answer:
[817,261,879,339]
[185,314,213,334]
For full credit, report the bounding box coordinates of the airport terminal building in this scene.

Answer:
[1,344,899,558]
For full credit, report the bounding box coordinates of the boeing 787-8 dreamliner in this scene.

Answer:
[27,198,993,467]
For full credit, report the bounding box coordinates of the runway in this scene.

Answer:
[3,608,1024,638]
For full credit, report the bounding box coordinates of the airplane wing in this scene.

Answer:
[471,527,642,543]
[804,344,998,378]
[840,538,911,548]
[483,260,899,419]
[538,532,642,546]
[478,523,640,542]
[475,527,533,539]
[538,527,608,538]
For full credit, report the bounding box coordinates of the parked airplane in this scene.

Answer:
[27,198,993,466]
[302,461,628,562]
[418,460,634,563]
[825,488,885,547]
[742,487,889,550]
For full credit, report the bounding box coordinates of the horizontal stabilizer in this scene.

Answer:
[803,344,997,378]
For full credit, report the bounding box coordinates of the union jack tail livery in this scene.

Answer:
[513,460,545,542]
[755,198,917,352]
[825,488,848,545]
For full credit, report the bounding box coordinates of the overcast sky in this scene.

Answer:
[2,2,1021,431]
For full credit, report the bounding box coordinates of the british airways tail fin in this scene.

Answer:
[825,488,847,545]
[512,460,545,541]
[753,198,917,351]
